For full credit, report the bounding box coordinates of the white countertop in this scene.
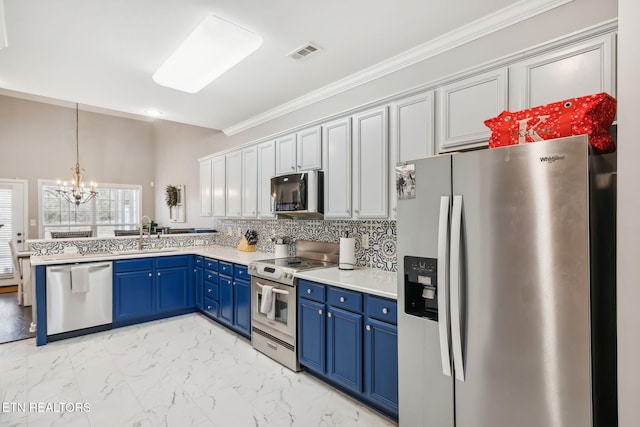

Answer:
[30,246,273,266]
[31,246,398,300]
[295,267,398,300]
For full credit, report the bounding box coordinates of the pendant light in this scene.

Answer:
[56,103,97,206]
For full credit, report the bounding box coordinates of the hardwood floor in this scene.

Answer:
[0,292,35,344]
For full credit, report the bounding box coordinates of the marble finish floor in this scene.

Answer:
[0,313,397,427]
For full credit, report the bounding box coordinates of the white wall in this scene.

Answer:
[208,0,617,150]
[616,0,639,425]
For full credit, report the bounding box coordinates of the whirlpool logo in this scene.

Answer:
[539,154,566,163]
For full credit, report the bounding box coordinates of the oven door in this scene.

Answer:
[251,276,296,339]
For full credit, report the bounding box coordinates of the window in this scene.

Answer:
[0,186,13,279]
[40,181,141,238]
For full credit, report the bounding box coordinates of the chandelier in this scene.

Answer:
[56,103,97,206]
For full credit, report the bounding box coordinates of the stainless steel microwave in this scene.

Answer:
[271,171,324,219]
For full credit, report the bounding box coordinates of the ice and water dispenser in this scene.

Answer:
[404,256,438,321]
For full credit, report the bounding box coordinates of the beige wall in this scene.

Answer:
[0,95,224,238]
[616,0,639,425]
[151,120,220,228]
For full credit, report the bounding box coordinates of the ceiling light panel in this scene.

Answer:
[153,15,262,94]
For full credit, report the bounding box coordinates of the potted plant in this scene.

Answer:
[165,185,179,208]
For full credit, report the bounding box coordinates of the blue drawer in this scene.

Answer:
[156,255,188,268]
[365,295,397,325]
[114,258,152,273]
[205,270,218,283]
[204,258,218,271]
[205,282,219,300]
[234,264,249,280]
[299,280,325,303]
[219,261,233,276]
[204,297,219,317]
[327,286,363,313]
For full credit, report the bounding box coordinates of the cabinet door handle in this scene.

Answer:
[339,296,345,303]
[157,272,161,276]
[345,209,350,214]
[207,305,212,310]
[291,166,295,170]
[194,269,197,273]
[207,289,212,293]
[148,273,152,277]
[267,341,278,350]
[366,325,371,331]
[328,312,332,318]
[382,308,388,314]
[297,165,301,169]
[318,309,323,315]
[307,289,312,294]
[354,209,359,214]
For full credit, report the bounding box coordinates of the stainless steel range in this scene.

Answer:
[249,240,339,371]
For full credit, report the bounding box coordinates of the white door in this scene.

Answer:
[0,179,28,286]
[257,140,276,218]
[199,159,213,216]
[275,133,297,175]
[225,151,242,218]
[296,126,322,171]
[211,156,226,217]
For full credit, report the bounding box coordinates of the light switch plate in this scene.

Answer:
[362,233,369,249]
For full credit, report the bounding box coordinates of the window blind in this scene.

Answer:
[0,187,14,279]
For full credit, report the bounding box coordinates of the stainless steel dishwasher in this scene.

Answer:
[46,261,113,336]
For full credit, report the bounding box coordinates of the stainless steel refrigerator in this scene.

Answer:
[397,135,617,427]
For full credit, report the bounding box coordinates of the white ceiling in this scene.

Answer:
[0,0,544,134]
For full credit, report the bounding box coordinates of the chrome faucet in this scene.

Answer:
[139,215,152,250]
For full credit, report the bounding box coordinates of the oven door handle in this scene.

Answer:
[256,282,290,295]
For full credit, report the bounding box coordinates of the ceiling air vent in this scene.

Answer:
[287,43,321,61]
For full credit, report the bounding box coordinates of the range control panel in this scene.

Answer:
[404,256,438,321]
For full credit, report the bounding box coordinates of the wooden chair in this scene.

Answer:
[8,240,24,304]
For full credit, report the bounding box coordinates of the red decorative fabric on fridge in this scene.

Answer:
[484,92,617,153]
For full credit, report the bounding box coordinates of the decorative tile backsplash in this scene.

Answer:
[215,218,397,272]
[28,220,398,272]
[29,234,217,256]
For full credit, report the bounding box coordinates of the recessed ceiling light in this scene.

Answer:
[152,15,263,94]
[144,109,164,117]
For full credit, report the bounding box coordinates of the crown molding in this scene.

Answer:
[223,0,574,136]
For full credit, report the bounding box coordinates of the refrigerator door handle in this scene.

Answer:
[450,194,465,382]
[437,196,452,377]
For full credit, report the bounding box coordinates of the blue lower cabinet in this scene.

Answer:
[194,256,204,310]
[114,269,154,322]
[198,260,251,338]
[297,280,398,420]
[233,278,251,337]
[364,317,399,415]
[219,275,234,326]
[113,256,194,327]
[156,266,190,313]
[327,306,363,393]
[298,298,326,372]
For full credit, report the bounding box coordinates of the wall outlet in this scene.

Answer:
[237,227,242,237]
[227,227,233,236]
[63,246,77,254]
[195,239,204,246]
[361,233,369,249]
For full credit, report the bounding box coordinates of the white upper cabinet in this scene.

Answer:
[199,159,212,217]
[241,146,258,218]
[322,117,352,219]
[225,151,242,218]
[211,156,226,217]
[392,91,436,163]
[275,127,322,175]
[509,33,616,110]
[296,126,322,171]
[353,106,388,219]
[437,68,508,153]
[389,90,435,220]
[257,140,275,218]
[275,133,297,175]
